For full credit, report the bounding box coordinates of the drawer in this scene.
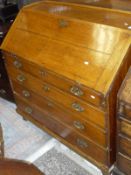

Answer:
[118,118,131,139]
[117,153,131,175]
[5,54,105,108]
[15,95,108,165]
[12,81,107,147]
[7,67,106,129]
[118,134,131,158]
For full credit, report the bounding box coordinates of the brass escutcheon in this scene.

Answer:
[17,75,26,83]
[59,19,69,28]
[39,70,46,76]
[22,90,30,98]
[73,121,85,130]
[13,60,22,69]
[43,85,50,92]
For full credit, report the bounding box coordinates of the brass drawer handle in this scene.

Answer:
[77,138,88,148]
[25,107,32,114]
[17,75,26,83]
[73,121,85,130]
[59,19,69,28]
[43,85,50,92]
[70,86,84,97]
[22,90,30,98]
[13,60,22,69]
[72,102,84,112]
[0,73,1,78]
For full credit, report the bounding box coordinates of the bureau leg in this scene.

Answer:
[22,117,27,121]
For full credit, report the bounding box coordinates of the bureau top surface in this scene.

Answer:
[50,0,131,12]
[1,1,131,96]
[118,67,131,106]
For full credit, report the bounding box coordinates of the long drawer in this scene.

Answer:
[6,66,106,129]
[12,81,107,147]
[15,95,108,165]
[5,54,105,108]
[117,153,131,175]
[118,134,131,158]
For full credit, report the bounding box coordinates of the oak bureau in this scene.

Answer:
[1,1,131,174]
[115,67,131,175]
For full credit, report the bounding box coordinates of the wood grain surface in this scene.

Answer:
[49,0,131,12]
[1,1,131,174]
[12,81,107,147]
[2,1,131,95]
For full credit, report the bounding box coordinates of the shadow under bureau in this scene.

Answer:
[1,1,131,174]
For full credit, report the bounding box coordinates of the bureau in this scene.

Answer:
[1,1,131,174]
[115,67,131,175]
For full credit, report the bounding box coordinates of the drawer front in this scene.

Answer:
[12,81,107,147]
[118,119,131,139]
[118,102,131,121]
[7,67,106,129]
[5,54,104,108]
[117,153,131,175]
[15,95,108,165]
[118,134,131,158]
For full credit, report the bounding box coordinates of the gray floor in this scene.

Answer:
[34,147,92,175]
[0,97,103,175]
